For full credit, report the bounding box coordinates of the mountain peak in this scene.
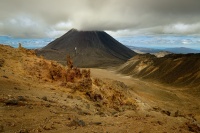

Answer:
[69,28,78,32]
[37,29,136,67]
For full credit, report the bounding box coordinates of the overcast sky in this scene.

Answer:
[0,0,200,38]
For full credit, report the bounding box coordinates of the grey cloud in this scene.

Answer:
[0,0,200,38]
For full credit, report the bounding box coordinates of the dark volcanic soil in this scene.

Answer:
[36,29,136,68]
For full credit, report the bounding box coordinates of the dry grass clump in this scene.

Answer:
[24,54,92,91]
[0,58,5,67]
[63,56,92,91]
[48,62,65,81]
[85,78,137,111]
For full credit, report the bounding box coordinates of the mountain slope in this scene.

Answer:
[36,29,136,67]
[118,54,200,88]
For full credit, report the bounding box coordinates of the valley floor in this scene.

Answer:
[91,68,200,119]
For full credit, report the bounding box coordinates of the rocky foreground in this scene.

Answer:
[0,44,200,133]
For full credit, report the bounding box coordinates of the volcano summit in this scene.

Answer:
[37,29,136,67]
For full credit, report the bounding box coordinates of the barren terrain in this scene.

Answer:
[0,44,200,133]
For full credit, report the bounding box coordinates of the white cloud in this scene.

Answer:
[45,29,65,38]
[163,23,200,34]
[1,15,49,38]
[54,21,73,30]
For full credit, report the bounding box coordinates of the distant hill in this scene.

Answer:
[127,46,200,54]
[36,29,136,68]
[118,53,200,88]
[164,47,200,54]
[127,46,161,54]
